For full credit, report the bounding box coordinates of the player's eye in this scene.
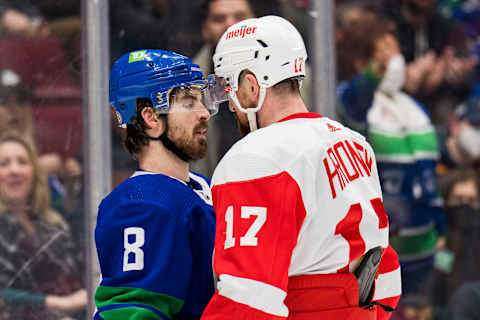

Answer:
[183,103,195,109]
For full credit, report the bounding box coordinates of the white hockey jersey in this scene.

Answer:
[201,113,401,320]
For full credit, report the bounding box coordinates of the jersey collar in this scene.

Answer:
[277,112,323,123]
[132,169,203,190]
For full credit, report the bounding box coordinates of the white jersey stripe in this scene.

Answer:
[373,267,402,300]
[217,274,289,317]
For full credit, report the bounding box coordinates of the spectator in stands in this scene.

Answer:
[0,70,33,139]
[439,89,480,171]
[195,0,254,75]
[336,5,446,310]
[435,169,480,306]
[0,75,66,214]
[0,71,84,229]
[0,0,49,38]
[0,132,86,319]
[378,0,478,126]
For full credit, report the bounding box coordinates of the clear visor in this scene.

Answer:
[204,74,230,108]
[166,81,220,116]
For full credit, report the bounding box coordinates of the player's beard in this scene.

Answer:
[234,112,250,137]
[166,120,208,161]
[232,101,257,137]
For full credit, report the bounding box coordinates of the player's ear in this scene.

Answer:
[141,107,163,130]
[244,73,260,101]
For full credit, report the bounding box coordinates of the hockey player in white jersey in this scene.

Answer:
[201,16,402,320]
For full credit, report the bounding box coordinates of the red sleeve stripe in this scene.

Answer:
[217,274,289,317]
[378,245,400,274]
[373,266,402,301]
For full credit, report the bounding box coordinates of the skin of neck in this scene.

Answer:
[256,87,309,129]
[137,111,190,181]
[6,200,35,233]
[138,140,190,182]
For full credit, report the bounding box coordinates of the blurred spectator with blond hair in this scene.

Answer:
[0,132,86,319]
[0,69,84,228]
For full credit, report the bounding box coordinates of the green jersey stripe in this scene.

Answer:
[97,305,167,320]
[369,130,438,156]
[95,285,184,320]
[389,228,438,256]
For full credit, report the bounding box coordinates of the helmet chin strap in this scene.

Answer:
[230,86,266,132]
[246,110,258,131]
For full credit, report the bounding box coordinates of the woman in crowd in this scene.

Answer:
[0,132,86,319]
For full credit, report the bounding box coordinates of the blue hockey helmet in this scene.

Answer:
[110,49,221,127]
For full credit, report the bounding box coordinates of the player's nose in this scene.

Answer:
[198,102,211,121]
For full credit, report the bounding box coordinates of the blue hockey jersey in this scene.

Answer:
[94,170,216,320]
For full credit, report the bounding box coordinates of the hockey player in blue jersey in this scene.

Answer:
[94,49,223,319]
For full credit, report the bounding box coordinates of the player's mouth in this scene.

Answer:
[194,122,208,136]
[196,128,208,135]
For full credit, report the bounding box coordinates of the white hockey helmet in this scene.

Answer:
[212,15,307,131]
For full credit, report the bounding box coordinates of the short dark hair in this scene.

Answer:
[124,98,154,157]
[271,77,301,95]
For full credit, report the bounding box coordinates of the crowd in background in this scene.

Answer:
[0,0,478,319]
[335,1,480,319]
